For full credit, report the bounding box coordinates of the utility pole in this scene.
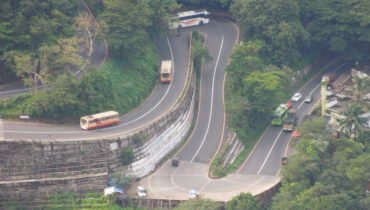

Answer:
[321,76,329,117]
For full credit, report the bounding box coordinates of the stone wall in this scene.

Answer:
[0,68,195,206]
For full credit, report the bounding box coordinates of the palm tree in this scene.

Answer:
[351,76,370,111]
[339,103,368,138]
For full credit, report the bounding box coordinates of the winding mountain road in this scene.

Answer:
[0,4,351,201]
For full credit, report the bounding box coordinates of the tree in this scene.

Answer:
[121,146,134,166]
[113,171,133,191]
[350,76,370,111]
[298,118,329,142]
[38,37,84,81]
[75,11,108,70]
[242,70,290,120]
[226,41,266,90]
[191,31,213,72]
[99,0,152,60]
[132,133,148,145]
[230,0,310,67]
[148,0,179,36]
[339,103,367,138]
[308,0,370,59]
[174,199,223,210]
[3,51,43,93]
[226,192,258,210]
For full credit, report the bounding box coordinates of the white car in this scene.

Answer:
[291,93,302,102]
[136,186,147,198]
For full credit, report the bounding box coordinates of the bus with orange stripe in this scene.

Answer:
[80,111,120,130]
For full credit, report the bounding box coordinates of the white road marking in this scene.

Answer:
[257,129,283,175]
[0,119,3,140]
[105,36,175,128]
[296,84,320,110]
[256,63,347,174]
[191,35,224,162]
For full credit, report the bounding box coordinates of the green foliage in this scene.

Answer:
[191,31,213,73]
[230,0,369,65]
[178,0,232,9]
[226,192,258,210]
[132,133,148,145]
[174,198,223,210]
[225,41,290,146]
[0,45,158,121]
[84,0,105,16]
[339,103,368,138]
[0,0,78,82]
[230,0,310,67]
[121,146,134,166]
[148,0,180,36]
[271,119,370,210]
[99,0,151,61]
[306,0,370,59]
[210,156,226,177]
[113,171,133,189]
[39,192,126,209]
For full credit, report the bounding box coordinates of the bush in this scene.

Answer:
[132,133,147,145]
[121,146,134,165]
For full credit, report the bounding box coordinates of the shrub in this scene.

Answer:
[121,146,134,165]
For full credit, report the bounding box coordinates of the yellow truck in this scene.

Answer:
[283,108,297,131]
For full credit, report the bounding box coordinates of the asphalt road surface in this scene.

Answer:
[0,5,353,201]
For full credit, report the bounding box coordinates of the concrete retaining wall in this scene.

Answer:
[0,72,195,206]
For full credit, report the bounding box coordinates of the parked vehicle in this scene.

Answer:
[136,186,147,198]
[291,92,302,102]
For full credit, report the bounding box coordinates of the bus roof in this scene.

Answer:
[161,60,172,74]
[81,111,119,119]
[176,10,209,18]
[274,104,288,116]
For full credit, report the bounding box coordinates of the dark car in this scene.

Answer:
[281,157,288,165]
[172,157,179,167]
[305,95,313,103]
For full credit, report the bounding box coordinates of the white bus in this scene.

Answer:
[80,111,120,130]
[170,10,210,29]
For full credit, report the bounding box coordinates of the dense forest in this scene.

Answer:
[271,119,370,210]
[0,1,368,208]
[0,0,179,120]
[224,0,369,152]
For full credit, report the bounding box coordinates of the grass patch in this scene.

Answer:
[99,47,158,115]
[0,192,143,209]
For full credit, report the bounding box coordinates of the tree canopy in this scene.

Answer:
[174,199,223,210]
[272,118,370,210]
[226,41,291,143]
[226,192,258,210]
[230,0,370,67]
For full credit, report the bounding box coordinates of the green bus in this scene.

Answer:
[271,104,289,125]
